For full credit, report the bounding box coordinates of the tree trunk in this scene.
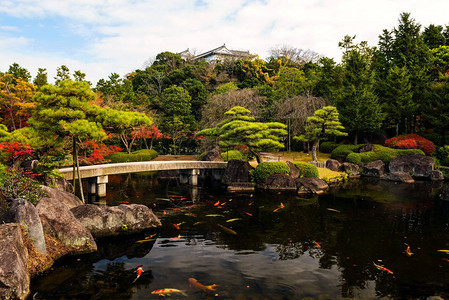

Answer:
[76,145,85,203]
[353,132,358,145]
[72,138,77,193]
[312,139,320,162]
[250,148,261,164]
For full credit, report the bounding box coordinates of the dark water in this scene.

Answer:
[30,174,449,299]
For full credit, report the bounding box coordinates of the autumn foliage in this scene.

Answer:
[78,140,122,165]
[0,141,34,165]
[384,134,435,155]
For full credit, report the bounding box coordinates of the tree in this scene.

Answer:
[0,74,37,130]
[33,68,48,88]
[181,78,208,120]
[272,66,310,99]
[337,40,384,144]
[54,65,71,84]
[423,73,449,144]
[196,106,287,163]
[422,24,446,49]
[295,106,347,162]
[7,63,31,82]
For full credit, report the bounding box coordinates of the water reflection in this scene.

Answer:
[31,175,449,299]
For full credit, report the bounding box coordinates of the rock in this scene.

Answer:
[200,146,224,162]
[257,174,297,191]
[341,162,360,177]
[296,178,329,195]
[43,176,73,193]
[286,161,300,179]
[222,159,254,185]
[8,198,46,255]
[41,185,83,209]
[326,159,341,171]
[227,182,255,193]
[36,197,97,253]
[71,204,161,238]
[356,144,374,153]
[0,223,30,300]
[362,160,386,177]
[431,170,445,181]
[383,172,415,183]
[442,184,449,201]
[389,154,435,178]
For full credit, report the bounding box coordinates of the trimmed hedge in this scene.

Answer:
[253,162,290,181]
[107,149,158,163]
[320,141,339,153]
[221,150,245,162]
[293,162,319,178]
[334,144,424,164]
[330,144,362,158]
[346,152,362,164]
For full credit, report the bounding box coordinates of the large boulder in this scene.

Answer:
[326,159,341,172]
[431,170,445,181]
[256,174,297,191]
[71,204,161,238]
[341,162,360,177]
[286,161,300,179]
[40,185,83,209]
[0,224,30,300]
[36,197,97,253]
[296,178,329,195]
[221,159,254,185]
[8,198,46,255]
[389,154,435,179]
[42,176,73,193]
[362,160,386,177]
[200,146,224,162]
[383,172,415,183]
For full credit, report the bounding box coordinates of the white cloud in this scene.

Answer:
[1,0,449,84]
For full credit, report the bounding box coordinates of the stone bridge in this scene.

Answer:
[59,161,228,197]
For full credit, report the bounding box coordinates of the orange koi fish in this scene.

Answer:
[214,200,220,206]
[172,222,185,230]
[116,201,130,204]
[442,258,449,262]
[373,262,394,274]
[313,241,321,249]
[280,203,284,208]
[188,278,218,292]
[243,212,252,216]
[404,243,413,257]
[145,234,157,239]
[273,203,285,212]
[132,265,143,283]
[151,288,187,296]
[217,224,237,235]
[169,235,182,241]
[273,208,280,212]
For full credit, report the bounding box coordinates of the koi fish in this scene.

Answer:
[185,213,197,217]
[404,243,413,257]
[248,202,253,206]
[437,250,449,254]
[172,222,185,230]
[214,200,220,206]
[373,262,394,274]
[226,218,242,223]
[273,203,285,212]
[217,224,237,235]
[188,278,218,292]
[243,212,252,216]
[206,214,224,217]
[442,258,449,262]
[220,202,227,206]
[313,241,321,248]
[135,238,156,243]
[116,201,130,204]
[132,265,143,283]
[145,234,157,239]
[273,208,280,213]
[327,208,340,213]
[193,221,205,226]
[169,235,182,241]
[280,203,284,208]
[151,288,187,297]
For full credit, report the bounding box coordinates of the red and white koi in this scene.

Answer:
[132,265,143,283]
[151,288,187,297]
[373,262,394,274]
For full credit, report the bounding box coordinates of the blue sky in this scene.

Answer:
[1,0,449,84]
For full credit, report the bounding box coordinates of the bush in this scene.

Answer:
[346,152,362,164]
[0,169,47,205]
[357,145,423,163]
[385,134,435,156]
[320,141,339,153]
[253,162,290,181]
[293,162,319,178]
[107,149,158,163]
[330,144,362,158]
[434,146,449,166]
[221,150,244,161]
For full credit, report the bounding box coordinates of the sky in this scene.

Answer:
[1,0,449,85]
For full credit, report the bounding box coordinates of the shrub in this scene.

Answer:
[0,169,47,205]
[385,134,435,156]
[357,145,423,163]
[293,162,319,178]
[253,162,290,181]
[221,150,244,161]
[330,144,362,158]
[346,152,362,164]
[107,149,158,163]
[320,141,339,153]
[79,140,122,165]
[434,146,449,166]
[0,141,34,166]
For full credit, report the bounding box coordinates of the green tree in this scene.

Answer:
[54,65,71,85]
[295,106,347,162]
[33,68,48,88]
[196,106,287,163]
[422,24,446,49]
[7,63,31,82]
[272,66,310,99]
[337,40,384,144]
[423,73,449,144]
[181,78,208,120]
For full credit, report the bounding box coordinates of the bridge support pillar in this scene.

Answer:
[88,175,108,197]
[189,169,200,186]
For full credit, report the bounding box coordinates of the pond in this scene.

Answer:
[30,174,449,299]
